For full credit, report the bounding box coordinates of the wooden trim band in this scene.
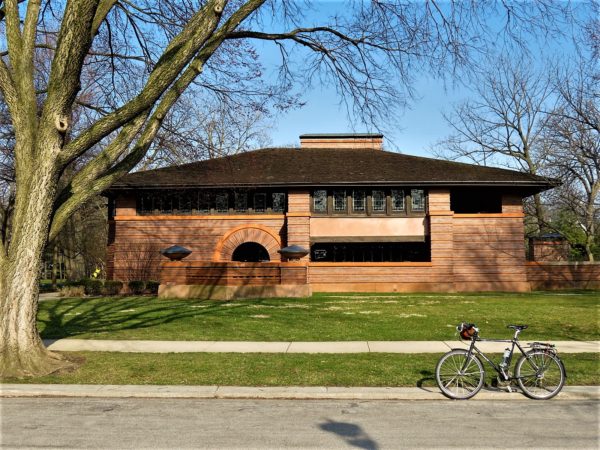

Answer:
[114,214,285,221]
[309,262,433,267]
[454,213,525,218]
[310,236,426,243]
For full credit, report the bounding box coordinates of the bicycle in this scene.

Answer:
[435,323,566,400]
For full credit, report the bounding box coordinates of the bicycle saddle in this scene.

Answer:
[507,324,528,330]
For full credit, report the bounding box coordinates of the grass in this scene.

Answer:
[4,352,598,386]
[38,291,600,341]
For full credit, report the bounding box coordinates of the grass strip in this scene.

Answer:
[38,291,600,341]
[3,353,598,387]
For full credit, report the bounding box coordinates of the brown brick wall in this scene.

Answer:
[109,194,286,281]
[451,214,529,291]
[286,190,311,260]
[527,262,600,289]
[110,189,596,293]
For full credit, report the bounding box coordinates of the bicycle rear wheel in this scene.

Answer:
[516,350,565,400]
[435,349,485,400]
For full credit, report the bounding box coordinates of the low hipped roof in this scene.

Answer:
[109,147,558,193]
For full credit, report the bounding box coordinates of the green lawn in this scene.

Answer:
[39,291,600,341]
[5,352,598,386]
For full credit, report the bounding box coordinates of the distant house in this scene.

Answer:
[105,134,599,298]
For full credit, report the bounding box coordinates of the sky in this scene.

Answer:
[268,75,463,157]
[251,1,590,159]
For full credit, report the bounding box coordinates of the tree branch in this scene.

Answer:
[50,0,268,239]
[61,0,229,165]
[92,0,119,37]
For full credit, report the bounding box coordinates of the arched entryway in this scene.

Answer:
[214,225,282,261]
[232,242,271,262]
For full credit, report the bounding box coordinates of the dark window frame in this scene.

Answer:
[135,189,287,216]
[310,188,427,217]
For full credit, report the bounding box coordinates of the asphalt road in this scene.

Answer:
[1,398,598,449]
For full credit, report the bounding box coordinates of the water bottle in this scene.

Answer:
[500,348,511,368]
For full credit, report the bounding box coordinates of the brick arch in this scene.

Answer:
[214,225,282,262]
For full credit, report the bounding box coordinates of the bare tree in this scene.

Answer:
[0,0,585,377]
[433,57,555,233]
[141,95,274,169]
[544,64,600,261]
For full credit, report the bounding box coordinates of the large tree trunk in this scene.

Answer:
[0,163,74,378]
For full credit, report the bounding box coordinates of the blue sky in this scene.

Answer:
[252,1,590,158]
[269,75,463,157]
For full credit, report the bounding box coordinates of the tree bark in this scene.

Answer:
[0,161,73,378]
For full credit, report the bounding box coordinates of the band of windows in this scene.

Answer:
[312,188,427,215]
[136,190,286,215]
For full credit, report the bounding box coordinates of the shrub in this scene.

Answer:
[39,283,57,293]
[59,285,85,297]
[128,280,145,295]
[145,280,160,295]
[83,278,103,296]
[103,280,123,296]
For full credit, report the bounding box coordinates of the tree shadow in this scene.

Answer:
[416,369,437,392]
[37,295,272,340]
[319,418,379,450]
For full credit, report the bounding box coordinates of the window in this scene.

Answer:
[451,189,501,213]
[139,193,153,214]
[310,242,431,262]
[372,190,386,212]
[272,192,286,212]
[391,189,405,212]
[333,190,347,212]
[234,192,247,212]
[198,191,211,213]
[353,190,366,212]
[179,191,193,214]
[254,193,266,212]
[411,189,426,212]
[313,189,327,213]
[216,191,229,212]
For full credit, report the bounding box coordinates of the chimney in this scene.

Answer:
[299,133,383,150]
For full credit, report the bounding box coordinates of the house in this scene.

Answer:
[105,133,600,298]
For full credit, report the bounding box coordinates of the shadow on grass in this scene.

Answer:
[38,296,262,339]
[416,369,437,392]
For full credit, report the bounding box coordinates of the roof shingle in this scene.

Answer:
[109,147,557,192]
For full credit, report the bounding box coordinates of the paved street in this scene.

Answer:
[1,398,598,449]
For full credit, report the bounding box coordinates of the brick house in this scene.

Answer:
[105,134,599,298]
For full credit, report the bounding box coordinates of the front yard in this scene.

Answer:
[2,290,596,386]
[38,291,600,341]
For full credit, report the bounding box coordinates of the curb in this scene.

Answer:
[1,385,598,401]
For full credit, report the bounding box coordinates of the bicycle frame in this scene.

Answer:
[462,328,532,381]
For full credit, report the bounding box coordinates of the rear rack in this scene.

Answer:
[528,342,557,353]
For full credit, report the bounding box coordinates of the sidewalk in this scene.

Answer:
[4,339,597,401]
[2,384,598,401]
[43,339,600,353]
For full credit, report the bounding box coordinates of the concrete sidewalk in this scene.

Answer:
[1,384,598,401]
[43,339,600,353]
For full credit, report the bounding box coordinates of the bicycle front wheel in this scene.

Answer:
[435,349,485,400]
[516,350,565,400]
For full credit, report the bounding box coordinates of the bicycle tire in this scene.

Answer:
[515,350,565,400]
[435,349,485,400]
